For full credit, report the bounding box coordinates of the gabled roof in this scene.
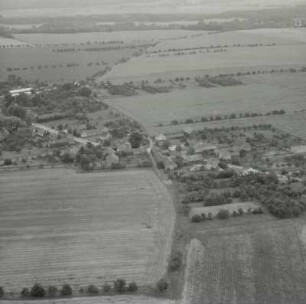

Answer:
[155,133,167,141]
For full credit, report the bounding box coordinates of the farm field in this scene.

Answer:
[14,30,201,45]
[0,295,176,304]
[0,169,175,292]
[182,222,306,304]
[150,28,306,52]
[0,46,137,82]
[102,44,306,81]
[0,37,26,47]
[105,73,306,134]
[154,112,306,139]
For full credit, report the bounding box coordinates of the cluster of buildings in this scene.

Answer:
[152,130,252,172]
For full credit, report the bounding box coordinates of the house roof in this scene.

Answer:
[182,154,203,162]
[183,126,193,135]
[156,133,167,141]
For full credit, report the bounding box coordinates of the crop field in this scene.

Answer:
[105,73,306,134]
[150,28,306,52]
[1,295,176,304]
[14,30,200,45]
[0,37,26,47]
[182,223,306,304]
[0,169,175,292]
[0,46,138,82]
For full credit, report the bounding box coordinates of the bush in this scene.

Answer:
[102,283,111,293]
[61,284,72,296]
[127,282,138,292]
[21,287,29,297]
[86,284,99,294]
[30,283,46,297]
[48,285,58,297]
[156,279,168,292]
[191,214,202,223]
[0,287,3,297]
[216,209,230,219]
[168,251,183,272]
[3,158,12,166]
[113,279,126,293]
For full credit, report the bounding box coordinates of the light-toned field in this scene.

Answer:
[150,28,306,52]
[189,202,258,218]
[14,31,199,45]
[0,169,175,292]
[0,37,27,47]
[102,44,306,81]
[105,73,306,134]
[0,295,176,304]
[0,46,137,82]
[182,223,306,304]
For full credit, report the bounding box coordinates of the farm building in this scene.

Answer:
[47,137,74,148]
[217,148,232,161]
[189,141,217,154]
[32,123,58,138]
[183,126,194,136]
[81,129,100,138]
[9,87,33,97]
[181,153,203,164]
[290,145,306,154]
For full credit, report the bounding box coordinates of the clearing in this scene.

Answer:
[0,168,175,292]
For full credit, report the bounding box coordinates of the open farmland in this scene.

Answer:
[182,222,306,304]
[0,169,175,292]
[105,73,306,135]
[0,45,139,82]
[101,28,306,82]
[0,295,176,304]
[150,28,306,52]
[14,30,200,45]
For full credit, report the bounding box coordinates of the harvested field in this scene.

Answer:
[189,202,258,218]
[105,73,306,135]
[14,31,200,45]
[0,295,176,304]
[0,37,26,47]
[0,169,175,292]
[151,28,306,52]
[103,44,306,81]
[0,46,137,82]
[182,223,306,304]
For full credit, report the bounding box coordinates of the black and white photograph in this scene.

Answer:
[0,0,306,303]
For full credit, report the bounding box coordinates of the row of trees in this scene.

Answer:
[0,278,169,299]
[191,207,264,223]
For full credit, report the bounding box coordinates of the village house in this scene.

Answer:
[47,137,74,149]
[9,87,33,97]
[183,126,193,136]
[32,123,58,138]
[181,153,203,164]
[81,129,100,138]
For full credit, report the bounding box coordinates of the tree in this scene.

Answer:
[129,132,143,149]
[86,284,99,294]
[48,285,58,297]
[61,284,72,296]
[113,278,126,293]
[216,209,230,219]
[191,214,202,223]
[30,283,46,297]
[156,279,168,292]
[102,283,111,293]
[127,282,138,292]
[21,287,29,297]
[0,287,3,298]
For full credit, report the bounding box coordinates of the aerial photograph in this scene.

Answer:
[0,0,306,303]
